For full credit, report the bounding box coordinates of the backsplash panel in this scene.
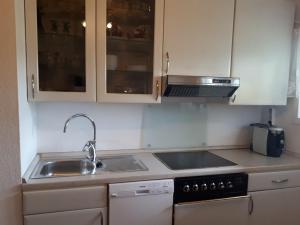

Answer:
[36,102,263,153]
[142,103,208,148]
[37,103,144,152]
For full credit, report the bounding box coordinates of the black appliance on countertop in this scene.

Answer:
[250,123,285,157]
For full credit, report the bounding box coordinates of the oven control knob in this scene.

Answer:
[227,181,234,189]
[201,183,208,191]
[192,184,199,192]
[210,182,217,191]
[218,182,225,190]
[183,185,190,193]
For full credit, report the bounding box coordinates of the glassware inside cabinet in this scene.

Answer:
[106,0,155,94]
[37,0,86,92]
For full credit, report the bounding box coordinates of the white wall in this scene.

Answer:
[0,0,22,224]
[36,102,263,153]
[15,0,37,176]
[205,104,262,146]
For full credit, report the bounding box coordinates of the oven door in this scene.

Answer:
[174,196,250,225]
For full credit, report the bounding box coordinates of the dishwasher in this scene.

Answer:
[109,179,174,225]
[174,173,250,225]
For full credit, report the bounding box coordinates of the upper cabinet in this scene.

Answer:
[163,0,235,77]
[97,0,164,103]
[25,0,295,105]
[25,0,96,101]
[231,0,295,105]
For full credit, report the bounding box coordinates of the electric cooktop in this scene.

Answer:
[154,151,237,170]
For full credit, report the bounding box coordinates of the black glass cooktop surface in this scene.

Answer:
[154,151,236,170]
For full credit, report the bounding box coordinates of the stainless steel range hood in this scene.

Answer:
[161,75,240,98]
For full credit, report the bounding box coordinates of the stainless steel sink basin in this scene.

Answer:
[31,155,148,179]
[99,155,148,172]
[32,159,96,179]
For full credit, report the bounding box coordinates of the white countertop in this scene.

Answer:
[22,148,300,191]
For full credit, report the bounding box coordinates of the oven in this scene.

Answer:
[173,173,250,225]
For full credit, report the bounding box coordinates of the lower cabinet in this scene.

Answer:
[174,196,250,225]
[23,185,107,225]
[248,171,300,225]
[249,187,300,225]
[24,208,107,225]
[174,171,300,225]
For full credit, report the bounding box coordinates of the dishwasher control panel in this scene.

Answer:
[110,179,174,198]
[174,173,248,203]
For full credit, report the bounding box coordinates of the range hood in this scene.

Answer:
[162,75,240,98]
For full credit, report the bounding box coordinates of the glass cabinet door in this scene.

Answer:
[106,0,155,95]
[97,0,164,103]
[37,0,86,92]
[26,0,96,101]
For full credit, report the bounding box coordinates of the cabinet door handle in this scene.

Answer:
[272,179,289,184]
[155,80,160,101]
[99,210,104,225]
[31,74,35,99]
[166,52,170,75]
[231,95,236,103]
[248,195,254,215]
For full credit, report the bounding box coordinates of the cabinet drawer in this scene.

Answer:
[248,170,300,191]
[24,208,107,225]
[174,196,249,225]
[23,186,107,215]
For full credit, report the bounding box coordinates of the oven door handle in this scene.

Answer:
[174,195,251,208]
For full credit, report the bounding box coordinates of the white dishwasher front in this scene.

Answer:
[109,179,174,225]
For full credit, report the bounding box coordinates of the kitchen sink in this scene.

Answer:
[31,155,148,179]
[100,155,148,172]
[32,159,96,179]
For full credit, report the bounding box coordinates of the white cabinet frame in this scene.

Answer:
[25,0,97,102]
[163,0,235,78]
[231,0,295,105]
[96,0,164,103]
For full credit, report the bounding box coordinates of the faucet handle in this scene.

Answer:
[82,141,91,152]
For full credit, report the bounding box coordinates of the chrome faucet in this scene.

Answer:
[63,114,97,164]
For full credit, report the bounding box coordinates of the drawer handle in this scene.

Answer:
[272,179,289,184]
[111,193,118,198]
